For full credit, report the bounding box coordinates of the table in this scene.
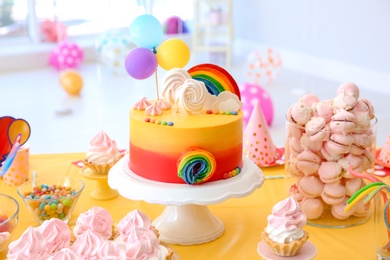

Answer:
[0,153,378,259]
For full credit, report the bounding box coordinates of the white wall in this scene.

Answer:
[232,0,390,93]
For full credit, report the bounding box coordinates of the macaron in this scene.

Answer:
[318,161,342,183]
[298,175,324,198]
[300,133,323,152]
[287,102,313,126]
[361,149,375,171]
[331,198,354,220]
[352,199,370,218]
[350,133,370,155]
[296,149,322,175]
[329,110,356,133]
[321,182,346,205]
[300,198,324,220]
[288,137,304,157]
[305,116,329,142]
[358,98,375,119]
[338,154,363,178]
[345,178,363,197]
[287,122,304,139]
[320,145,342,162]
[285,157,304,177]
[325,133,354,155]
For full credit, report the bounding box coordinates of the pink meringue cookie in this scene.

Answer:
[313,100,333,123]
[296,149,321,175]
[332,199,354,220]
[318,161,342,184]
[336,82,360,99]
[124,228,159,260]
[361,149,375,170]
[287,102,313,126]
[298,175,324,198]
[117,209,153,243]
[358,98,375,119]
[70,229,104,259]
[338,154,363,177]
[300,133,323,152]
[155,99,172,110]
[352,199,370,217]
[320,144,343,162]
[145,103,163,116]
[325,133,354,155]
[305,116,329,142]
[47,248,79,260]
[321,182,346,205]
[36,218,71,254]
[288,136,304,157]
[329,110,356,133]
[73,206,113,240]
[332,93,357,111]
[286,157,304,178]
[133,97,152,110]
[298,94,320,106]
[300,198,324,220]
[289,182,305,202]
[350,133,373,155]
[7,227,49,260]
[345,178,364,197]
[97,240,127,260]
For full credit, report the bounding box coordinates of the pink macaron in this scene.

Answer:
[331,198,354,220]
[288,137,304,157]
[352,199,370,218]
[300,198,324,220]
[289,182,305,202]
[321,182,346,205]
[305,116,329,142]
[333,93,357,111]
[299,94,320,107]
[361,149,375,171]
[300,133,323,153]
[336,82,360,99]
[318,161,342,184]
[296,149,322,175]
[286,157,304,178]
[298,175,324,198]
[313,100,333,123]
[320,144,343,162]
[287,102,313,126]
[325,133,354,155]
[329,110,356,133]
[338,154,363,178]
[344,178,364,197]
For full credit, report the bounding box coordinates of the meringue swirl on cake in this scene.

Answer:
[175,78,208,114]
[161,68,191,104]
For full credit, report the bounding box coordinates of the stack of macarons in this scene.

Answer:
[286,82,376,220]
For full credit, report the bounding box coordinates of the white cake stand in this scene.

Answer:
[108,157,264,245]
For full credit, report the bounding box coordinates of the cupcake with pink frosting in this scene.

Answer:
[83,130,123,175]
[261,196,309,257]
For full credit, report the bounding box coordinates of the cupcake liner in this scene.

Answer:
[261,230,309,257]
[83,155,123,175]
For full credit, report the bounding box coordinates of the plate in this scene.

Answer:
[257,241,317,260]
[374,148,390,177]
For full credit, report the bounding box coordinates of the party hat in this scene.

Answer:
[377,133,390,168]
[243,100,279,167]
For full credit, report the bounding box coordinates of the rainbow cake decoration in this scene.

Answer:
[188,63,241,100]
[128,63,244,185]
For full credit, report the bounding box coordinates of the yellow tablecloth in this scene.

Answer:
[0,153,378,259]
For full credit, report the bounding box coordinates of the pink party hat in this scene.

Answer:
[377,133,390,168]
[243,100,279,167]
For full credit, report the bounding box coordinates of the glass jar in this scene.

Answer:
[285,117,377,228]
[374,190,390,259]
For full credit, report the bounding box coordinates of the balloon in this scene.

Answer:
[59,69,83,96]
[240,83,274,126]
[124,47,157,80]
[97,31,132,75]
[245,48,282,86]
[156,38,190,70]
[8,119,31,146]
[129,14,163,49]
[49,41,84,71]
[40,19,67,43]
[0,116,15,162]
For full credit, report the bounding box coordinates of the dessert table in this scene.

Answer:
[0,153,379,259]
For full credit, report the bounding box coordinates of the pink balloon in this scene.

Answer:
[240,83,274,126]
[49,41,84,70]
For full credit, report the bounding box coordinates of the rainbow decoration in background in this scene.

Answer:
[177,147,216,185]
[188,63,241,100]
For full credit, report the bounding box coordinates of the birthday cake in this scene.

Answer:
[128,64,244,185]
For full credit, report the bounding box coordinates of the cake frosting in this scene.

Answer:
[7,207,177,260]
[285,82,376,220]
[129,64,243,185]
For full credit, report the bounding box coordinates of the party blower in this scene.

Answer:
[0,116,31,176]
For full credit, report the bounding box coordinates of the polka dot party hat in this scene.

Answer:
[377,133,390,168]
[243,100,279,167]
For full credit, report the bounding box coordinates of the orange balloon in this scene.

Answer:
[59,69,83,96]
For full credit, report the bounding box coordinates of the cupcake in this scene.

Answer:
[83,131,123,175]
[261,196,309,257]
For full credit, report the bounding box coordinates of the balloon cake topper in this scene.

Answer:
[0,116,31,176]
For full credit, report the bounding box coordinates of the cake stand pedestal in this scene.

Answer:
[108,157,264,245]
[80,167,119,200]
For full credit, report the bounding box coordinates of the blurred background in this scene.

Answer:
[0,0,389,154]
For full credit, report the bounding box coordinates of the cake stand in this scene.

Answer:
[80,167,119,200]
[108,157,264,245]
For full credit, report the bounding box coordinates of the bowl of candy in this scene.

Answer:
[17,176,84,224]
[0,194,19,251]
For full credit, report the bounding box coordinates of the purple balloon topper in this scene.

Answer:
[124,47,157,80]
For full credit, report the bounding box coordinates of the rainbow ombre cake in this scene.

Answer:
[128,64,244,185]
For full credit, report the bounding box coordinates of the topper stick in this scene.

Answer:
[155,69,159,100]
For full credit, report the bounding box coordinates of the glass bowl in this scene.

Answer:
[0,194,19,251]
[17,176,84,224]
